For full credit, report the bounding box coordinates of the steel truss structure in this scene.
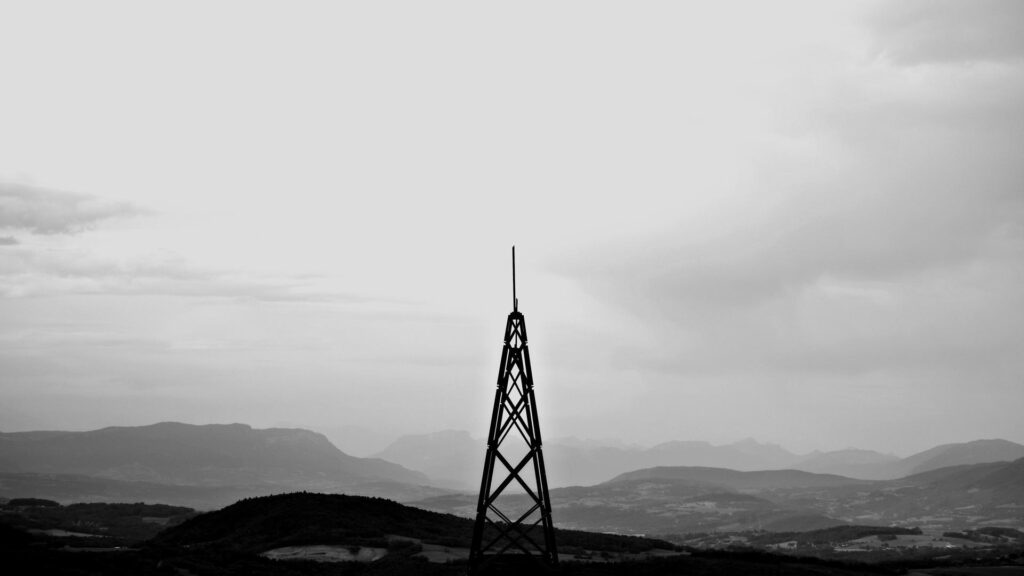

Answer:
[469,249,557,574]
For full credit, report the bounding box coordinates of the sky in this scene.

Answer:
[1,0,1022,457]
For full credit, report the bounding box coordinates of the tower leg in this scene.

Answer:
[469,311,557,574]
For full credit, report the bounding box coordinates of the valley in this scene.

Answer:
[3,423,1023,537]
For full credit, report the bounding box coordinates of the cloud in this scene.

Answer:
[0,182,370,304]
[0,246,369,303]
[551,5,1024,378]
[563,123,1024,319]
[558,4,1024,320]
[866,0,1024,65]
[0,181,144,234]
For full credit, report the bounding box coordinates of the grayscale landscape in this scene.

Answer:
[1,1,1023,575]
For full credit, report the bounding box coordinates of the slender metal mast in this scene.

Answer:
[469,247,558,574]
[512,246,517,312]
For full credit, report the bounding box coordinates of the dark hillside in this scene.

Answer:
[892,456,1024,503]
[151,492,676,555]
[152,492,471,552]
[972,456,1024,491]
[0,500,195,543]
[3,493,979,575]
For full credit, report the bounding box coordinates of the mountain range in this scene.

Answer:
[414,457,1024,535]
[0,422,441,508]
[374,431,1024,487]
[4,421,1023,534]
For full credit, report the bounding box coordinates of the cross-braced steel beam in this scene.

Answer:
[469,249,557,574]
[469,310,557,573]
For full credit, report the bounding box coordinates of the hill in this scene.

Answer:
[898,439,1024,477]
[3,492,920,576]
[802,439,1024,480]
[150,492,679,563]
[414,459,1024,536]
[0,422,437,508]
[413,466,867,535]
[152,492,475,553]
[868,456,1024,526]
[607,466,871,489]
[0,499,195,544]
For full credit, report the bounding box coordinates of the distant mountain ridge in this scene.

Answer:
[793,439,1024,480]
[0,422,437,508]
[897,439,1024,477]
[373,430,480,490]
[374,434,816,488]
[374,431,1024,487]
[0,421,424,485]
[793,449,900,479]
[5,421,1021,517]
[608,466,873,489]
[415,458,1024,535]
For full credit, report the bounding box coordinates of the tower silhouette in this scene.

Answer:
[469,247,558,574]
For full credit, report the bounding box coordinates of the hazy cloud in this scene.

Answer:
[553,5,1024,379]
[867,0,1024,65]
[564,132,1023,320]
[0,181,144,234]
[2,2,1022,452]
[0,183,369,304]
[0,246,368,303]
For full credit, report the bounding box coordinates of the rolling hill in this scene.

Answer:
[4,492,919,576]
[0,422,437,508]
[607,466,872,489]
[897,439,1024,477]
[414,459,1024,536]
[150,492,681,565]
[413,466,869,535]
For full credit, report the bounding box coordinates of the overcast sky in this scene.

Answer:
[1,0,1022,457]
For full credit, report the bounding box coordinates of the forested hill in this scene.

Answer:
[152,492,471,553]
[150,491,676,555]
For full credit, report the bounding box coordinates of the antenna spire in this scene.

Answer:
[512,246,517,311]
